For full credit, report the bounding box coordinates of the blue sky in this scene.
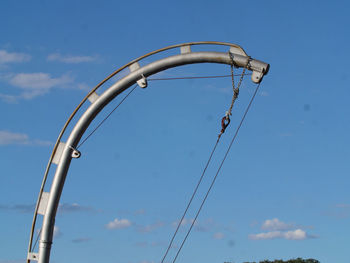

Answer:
[1,1,349,263]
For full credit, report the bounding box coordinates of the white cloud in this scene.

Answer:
[106,218,132,230]
[47,53,97,63]
[213,232,225,240]
[0,50,31,64]
[261,218,294,231]
[284,229,307,240]
[249,218,315,241]
[0,130,52,146]
[8,72,73,99]
[249,231,282,240]
[9,72,71,89]
[249,229,307,240]
[0,73,91,101]
[0,72,93,102]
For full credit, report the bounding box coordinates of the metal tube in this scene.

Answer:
[38,51,269,263]
[28,42,266,262]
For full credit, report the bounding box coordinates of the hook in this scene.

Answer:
[218,115,230,139]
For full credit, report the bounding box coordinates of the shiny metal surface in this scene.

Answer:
[27,42,269,263]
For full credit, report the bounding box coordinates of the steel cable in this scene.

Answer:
[148,73,250,81]
[171,82,262,263]
[76,73,250,149]
[77,85,138,149]
[161,67,249,263]
[160,138,220,263]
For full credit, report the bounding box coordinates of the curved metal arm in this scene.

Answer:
[27,43,269,263]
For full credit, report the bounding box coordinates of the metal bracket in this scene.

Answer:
[27,252,39,261]
[251,70,264,83]
[129,62,141,72]
[87,92,99,104]
[137,74,147,88]
[129,62,147,88]
[69,146,81,159]
[52,142,66,165]
[229,46,247,57]
[180,45,191,54]
[37,192,50,215]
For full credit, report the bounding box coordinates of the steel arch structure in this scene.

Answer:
[27,42,269,263]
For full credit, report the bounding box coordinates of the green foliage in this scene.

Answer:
[242,258,319,263]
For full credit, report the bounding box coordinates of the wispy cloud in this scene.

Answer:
[0,260,26,263]
[134,241,149,247]
[249,218,316,241]
[260,91,269,97]
[0,50,31,64]
[137,221,164,233]
[204,84,231,94]
[279,132,293,137]
[58,203,94,214]
[0,202,94,214]
[134,241,168,248]
[171,218,196,228]
[171,218,218,233]
[117,208,146,216]
[0,72,90,102]
[134,209,146,215]
[323,203,350,219]
[139,260,156,263]
[106,218,132,230]
[0,93,17,103]
[213,232,225,240]
[194,218,218,232]
[335,204,350,218]
[0,204,35,213]
[0,130,52,146]
[72,237,91,243]
[336,203,350,208]
[53,226,62,238]
[47,53,97,64]
[0,130,29,145]
[8,72,73,99]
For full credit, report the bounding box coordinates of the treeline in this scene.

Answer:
[243,258,319,263]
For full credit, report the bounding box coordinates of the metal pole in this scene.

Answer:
[36,51,268,263]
